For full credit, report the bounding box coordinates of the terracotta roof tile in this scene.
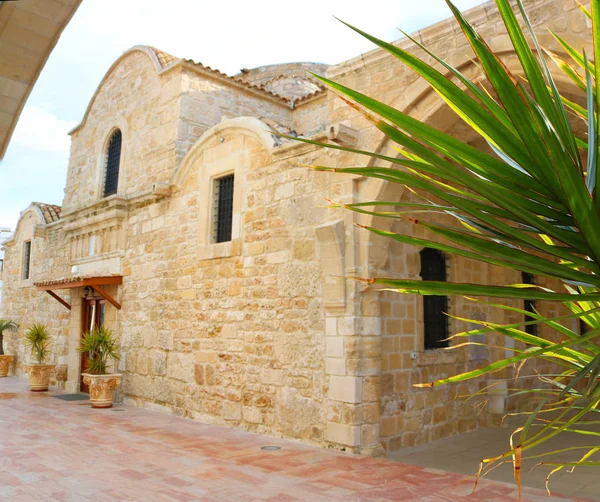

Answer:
[34,275,121,288]
[151,47,178,68]
[147,47,326,107]
[34,276,85,287]
[33,202,61,224]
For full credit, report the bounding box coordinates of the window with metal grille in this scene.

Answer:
[522,272,537,336]
[103,129,122,197]
[213,174,234,243]
[22,240,31,280]
[420,248,449,350]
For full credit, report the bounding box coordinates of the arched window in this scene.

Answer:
[103,129,122,197]
[213,173,234,243]
[420,248,449,350]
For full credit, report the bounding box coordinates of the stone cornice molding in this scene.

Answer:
[60,196,128,234]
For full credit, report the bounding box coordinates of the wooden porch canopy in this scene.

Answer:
[35,276,123,311]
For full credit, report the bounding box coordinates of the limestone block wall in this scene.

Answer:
[63,49,182,214]
[0,0,592,455]
[0,210,71,386]
[116,130,343,444]
[176,69,292,165]
[236,62,329,90]
[377,214,579,451]
[378,216,489,451]
[291,95,329,137]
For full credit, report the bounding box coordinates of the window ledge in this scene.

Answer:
[416,348,456,367]
[20,278,33,288]
[198,239,242,261]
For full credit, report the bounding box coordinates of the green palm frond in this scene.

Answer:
[79,326,120,375]
[23,323,51,364]
[308,0,600,495]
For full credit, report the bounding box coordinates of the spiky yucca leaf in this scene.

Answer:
[304,0,600,496]
[24,323,51,364]
[79,326,120,375]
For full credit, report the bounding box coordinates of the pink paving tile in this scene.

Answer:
[117,468,151,480]
[0,377,592,502]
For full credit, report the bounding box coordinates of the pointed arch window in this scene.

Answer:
[103,129,122,197]
[420,247,449,350]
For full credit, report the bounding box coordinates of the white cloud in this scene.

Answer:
[0,209,22,231]
[11,107,76,154]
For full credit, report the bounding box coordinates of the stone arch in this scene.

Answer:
[10,203,47,243]
[170,117,275,257]
[357,52,586,277]
[95,125,127,200]
[352,55,586,452]
[69,46,168,136]
[171,116,276,189]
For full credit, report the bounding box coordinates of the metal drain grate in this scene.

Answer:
[260,446,281,451]
[52,394,90,401]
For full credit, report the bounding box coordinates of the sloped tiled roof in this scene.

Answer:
[34,276,85,287]
[262,74,324,102]
[33,202,61,224]
[146,47,325,107]
[34,275,122,288]
[152,47,179,68]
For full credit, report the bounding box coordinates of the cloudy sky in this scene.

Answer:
[0,0,486,230]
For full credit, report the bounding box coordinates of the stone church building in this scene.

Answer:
[0,0,588,454]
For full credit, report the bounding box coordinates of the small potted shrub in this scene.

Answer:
[23,323,55,391]
[0,319,17,377]
[79,326,121,408]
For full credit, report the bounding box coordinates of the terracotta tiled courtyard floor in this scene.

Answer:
[0,377,589,501]
[389,415,600,501]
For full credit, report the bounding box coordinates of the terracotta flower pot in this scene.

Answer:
[23,363,55,391]
[82,373,121,408]
[0,355,14,377]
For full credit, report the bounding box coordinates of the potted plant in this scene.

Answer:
[79,326,121,408]
[0,319,17,377]
[23,323,55,391]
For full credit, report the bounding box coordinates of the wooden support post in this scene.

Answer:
[45,290,71,310]
[91,284,121,310]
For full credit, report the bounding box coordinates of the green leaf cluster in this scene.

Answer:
[24,323,51,364]
[79,326,120,375]
[306,0,600,494]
